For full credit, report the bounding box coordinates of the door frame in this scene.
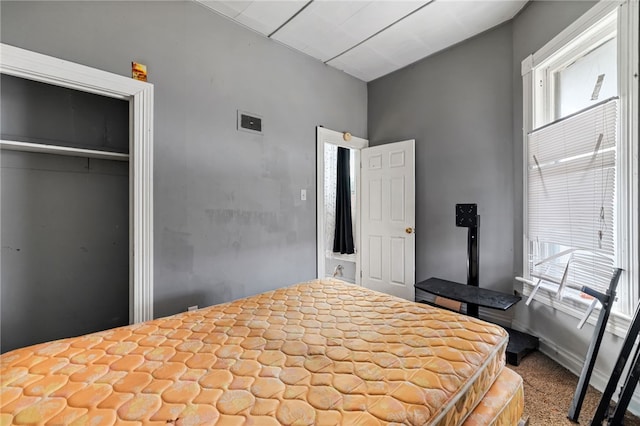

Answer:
[0,43,154,323]
[316,127,368,284]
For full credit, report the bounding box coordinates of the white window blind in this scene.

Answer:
[527,99,618,297]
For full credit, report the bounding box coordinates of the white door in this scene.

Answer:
[361,140,415,300]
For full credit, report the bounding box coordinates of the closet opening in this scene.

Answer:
[1,75,130,352]
[0,44,154,353]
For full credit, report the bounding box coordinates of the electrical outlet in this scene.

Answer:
[237,110,263,134]
[188,305,198,311]
[301,189,307,201]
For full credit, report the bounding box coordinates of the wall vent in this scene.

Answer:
[237,110,262,134]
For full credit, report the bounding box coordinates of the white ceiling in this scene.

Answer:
[197,0,528,82]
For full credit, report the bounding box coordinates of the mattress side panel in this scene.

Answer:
[462,367,525,426]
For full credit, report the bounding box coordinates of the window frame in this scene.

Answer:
[534,12,617,127]
[521,0,638,337]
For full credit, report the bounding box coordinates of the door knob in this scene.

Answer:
[405,227,414,234]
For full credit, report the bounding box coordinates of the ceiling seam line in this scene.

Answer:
[323,0,436,64]
[268,0,314,38]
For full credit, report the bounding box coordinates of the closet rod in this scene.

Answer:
[0,139,129,161]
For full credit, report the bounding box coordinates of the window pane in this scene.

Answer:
[556,37,617,119]
[527,100,617,296]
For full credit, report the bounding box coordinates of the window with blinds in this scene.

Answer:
[527,98,618,302]
[522,1,638,330]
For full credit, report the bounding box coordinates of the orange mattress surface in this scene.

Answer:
[1,279,509,425]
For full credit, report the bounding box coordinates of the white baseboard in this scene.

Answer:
[512,319,640,416]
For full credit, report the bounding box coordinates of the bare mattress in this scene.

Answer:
[1,279,523,425]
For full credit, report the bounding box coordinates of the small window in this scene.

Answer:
[555,37,617,118]
[533,11,617,128]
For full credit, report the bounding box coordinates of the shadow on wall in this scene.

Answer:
[154,290,217,319]
[154,278,251,319]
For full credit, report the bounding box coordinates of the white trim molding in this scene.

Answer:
[0,43,154,323]
[617,0,639,315]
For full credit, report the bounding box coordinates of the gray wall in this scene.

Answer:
[1,151,129,352]
[0,1,367,319]
[368,23,515,313]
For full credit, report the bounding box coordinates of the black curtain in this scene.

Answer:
[333,147,355,254]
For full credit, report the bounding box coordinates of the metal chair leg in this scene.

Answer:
[568,268,622,422]
[591,298,640,425]
[610,347,640,425]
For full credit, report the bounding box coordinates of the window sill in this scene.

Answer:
[521,281,631,338]
[326,252,356,262]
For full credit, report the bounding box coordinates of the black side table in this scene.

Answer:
[415,277,539,366]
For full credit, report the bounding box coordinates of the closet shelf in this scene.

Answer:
[1,139,129,161]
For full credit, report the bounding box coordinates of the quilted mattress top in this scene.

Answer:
[1,279,508,425]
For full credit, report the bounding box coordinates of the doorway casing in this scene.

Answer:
[0,43,154,323]
[316,127,368,284]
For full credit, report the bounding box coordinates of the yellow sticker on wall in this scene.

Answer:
[132,62,147,82]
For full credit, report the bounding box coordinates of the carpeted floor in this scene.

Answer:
[510,351,640,425]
